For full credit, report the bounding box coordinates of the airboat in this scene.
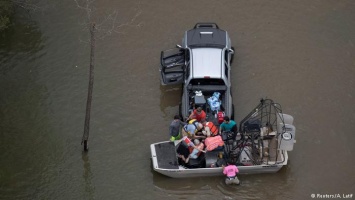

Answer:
[150,99,296,178]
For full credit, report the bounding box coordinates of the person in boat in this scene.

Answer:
[222,160,240,185]
[182,120,205,139]
[219,116,237,134]
[188,107,206,122]
[178,139,205,164]
[169,115,186,141]
[202,121,219,137]
[204,134,224,151]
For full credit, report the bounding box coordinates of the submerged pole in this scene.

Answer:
[82,23,96,151]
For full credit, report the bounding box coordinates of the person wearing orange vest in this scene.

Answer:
[202,121,219,137]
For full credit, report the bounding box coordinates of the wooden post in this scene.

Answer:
[82,23,96,151]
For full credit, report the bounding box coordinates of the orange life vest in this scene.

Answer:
[205,122,218,136]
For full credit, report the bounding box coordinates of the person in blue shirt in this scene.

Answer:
[219,116,237,134]
[182,122,205,139]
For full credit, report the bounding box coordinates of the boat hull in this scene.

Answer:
[150,141,288,178]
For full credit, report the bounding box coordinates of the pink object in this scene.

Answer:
[204,135,224,151]
[223,165,239,177]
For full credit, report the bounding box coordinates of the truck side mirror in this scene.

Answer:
[176,44,183,49]
[228,48,234,54]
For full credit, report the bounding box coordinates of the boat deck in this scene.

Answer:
[154,142,179,169]
[262,136,283,163]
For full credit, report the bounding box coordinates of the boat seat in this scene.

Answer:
[176,142,190,158]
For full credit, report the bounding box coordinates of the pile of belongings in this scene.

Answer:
[207,92,221,111]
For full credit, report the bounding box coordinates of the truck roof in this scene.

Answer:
[191,48,223,79]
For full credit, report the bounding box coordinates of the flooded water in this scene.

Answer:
[1,0,354,199]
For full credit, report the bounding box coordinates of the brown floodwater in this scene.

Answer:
[0,0,354,199]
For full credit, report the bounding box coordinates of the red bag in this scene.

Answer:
[217,111,225,124]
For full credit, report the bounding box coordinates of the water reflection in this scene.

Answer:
[0,8,44,75]
[82,152,95,200]
[0,7,47,199]
[151,166,294,199]
[152,171,222,195]
[159,84,182,117]
[152,171,248,199]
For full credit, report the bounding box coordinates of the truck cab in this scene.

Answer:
[160,23,235,121]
